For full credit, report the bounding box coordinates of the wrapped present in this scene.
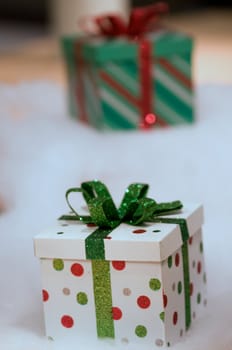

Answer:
[61,3,194,130]
[34,181,206,348]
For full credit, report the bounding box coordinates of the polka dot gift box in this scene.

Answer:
[34,181,206,348]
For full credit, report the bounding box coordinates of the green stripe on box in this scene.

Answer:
[101,100,137,130]
[153,217,191,329]
[91,260,115,338]
[156,61,193,98]
[100,69,139,115]
[154,97,190,125]
[155,65,193,107]
[154,73,193,123]
[105,62,140,97]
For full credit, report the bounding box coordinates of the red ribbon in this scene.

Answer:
[78,3,169,129]
[94,2,168,38]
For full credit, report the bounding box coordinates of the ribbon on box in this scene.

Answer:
[76,3,169,129]
[59,180,191,337]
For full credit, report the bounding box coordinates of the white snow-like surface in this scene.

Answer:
[0,82,232,350]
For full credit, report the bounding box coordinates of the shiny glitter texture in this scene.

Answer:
[91,260,114,338]
[59,181,183,230]
[59,181,183,261]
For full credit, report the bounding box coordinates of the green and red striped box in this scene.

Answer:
[62,31,194,130]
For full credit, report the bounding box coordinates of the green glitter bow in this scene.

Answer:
[59,180,183,228]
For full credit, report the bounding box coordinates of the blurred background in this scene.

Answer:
[0,0,231,85]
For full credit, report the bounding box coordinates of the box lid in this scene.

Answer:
[34,203,203,263]
[61,30,193,64]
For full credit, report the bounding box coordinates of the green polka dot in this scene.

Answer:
[200,241,204,253]
[178,281,182,294]
[159,311,165,322]
[76,292,88,305]
[168,255,172,268]
[149,278,161,291]
[53,259,64,271]
[197,293,201,304]
[135,325,147,338]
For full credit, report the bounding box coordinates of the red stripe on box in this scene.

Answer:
[158,58,192,90]
[100,71,140,109]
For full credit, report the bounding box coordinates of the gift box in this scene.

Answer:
[34,181,206,348]
[61,6,194,130]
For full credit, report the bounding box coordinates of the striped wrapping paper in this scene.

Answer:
[62,31,194,130]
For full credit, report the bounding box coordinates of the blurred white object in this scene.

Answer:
[50,0,130,35]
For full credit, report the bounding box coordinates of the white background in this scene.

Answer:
[0,82,232,349]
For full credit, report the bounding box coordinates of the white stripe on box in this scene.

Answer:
[154,66,193,107]
[100,88,139,126]
[84,74,102,125]
[154,98,187,125]
[106,63,139,96]
[171,55,191,78]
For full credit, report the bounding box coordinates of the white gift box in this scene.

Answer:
[34,203,206,348]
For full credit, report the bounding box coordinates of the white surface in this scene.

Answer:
[0,82,232,349]
[34,204,203,262]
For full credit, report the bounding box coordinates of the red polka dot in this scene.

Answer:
[112,261,126,271]
[61,315,74,328]
[163,293,168,308]
[197,261,202,274]
[42,289,49,302]
[190,282,194,296]
[175,253,180,267]
[137,295,151,309]
[112,307,122,320]
[71,263,84,277]
[132,229,147,234]
[189,236,193,245]
[173,311,178,325]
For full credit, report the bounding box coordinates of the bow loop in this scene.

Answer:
[127,2,169,37]
[59,187,93,223]
[81,180,113,203]
[152,200,183,217]
[59,180,183,229]
[118,183,148,219]
[129,197,157,225]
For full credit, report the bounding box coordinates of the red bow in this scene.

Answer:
[80,2,169,38]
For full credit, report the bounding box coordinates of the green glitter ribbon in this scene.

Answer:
[59,180,191,335]
[59,180,183,229]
